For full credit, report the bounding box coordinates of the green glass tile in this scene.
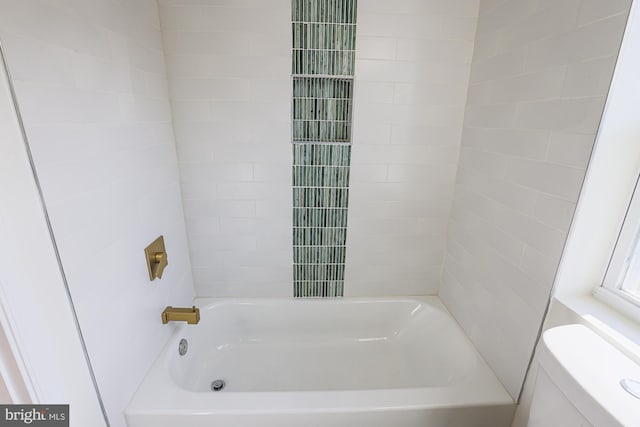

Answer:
[293,227,347,246]
[291,1,356,298]
[292,50,355,76]
[292,143,351,166]
[294,264,345,281]
[292,165,350,188]
[292,143,350,297]
[292,188,349,209]
[292,78,353,142]
[291,0,358,24]
[292,23,356,51]
[294,281,343,298]
[293,208,348,228]
[293,246,346,264]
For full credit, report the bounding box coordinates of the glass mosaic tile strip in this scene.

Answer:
[293,227,347,246]
[292,188,349,208]
[293,246,346,264]
[292,77,353,142]
[291,0,357,24]
[294,263,345,280]
[292,50,355,76]
[293,165,350,187]
[292,143,351,297]
[293,208,348,228]
[294,281,344,298]
[292,23,357,51]
[291,1,357,298]
[292,0,356,76]
[292,143,351,165]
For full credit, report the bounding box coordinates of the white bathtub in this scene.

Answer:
[126,297,514,427]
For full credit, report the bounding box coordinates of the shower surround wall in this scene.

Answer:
[161,0,480,297]
[0,1,195,426]
[440,0,632,399]
[159,0,293,296]
[345,0,479,295]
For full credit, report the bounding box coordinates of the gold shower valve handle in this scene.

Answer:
[151,251,168,279]
[144,236,169,280]
[154,252,165,263]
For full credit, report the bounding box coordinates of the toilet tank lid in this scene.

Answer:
[539,324,640,427]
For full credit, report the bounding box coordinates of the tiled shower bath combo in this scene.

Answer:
[1,0,635,426]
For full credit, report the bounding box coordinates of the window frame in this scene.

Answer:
[597,173,640,319]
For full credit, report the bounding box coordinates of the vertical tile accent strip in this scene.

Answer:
[292,77,353,142]
[291,0,357,297]
[292,0,357,76]
[293,144,350,297]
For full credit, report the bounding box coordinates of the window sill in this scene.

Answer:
[594,287,640,323]
[552,293,640,367]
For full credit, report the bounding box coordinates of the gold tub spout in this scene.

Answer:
[161,306,200,324]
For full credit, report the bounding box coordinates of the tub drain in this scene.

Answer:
[211,379,226,391]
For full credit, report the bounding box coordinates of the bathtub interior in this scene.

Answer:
[168,298,479,392]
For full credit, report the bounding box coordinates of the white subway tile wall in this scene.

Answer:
[159,0,293,297]
[345,0,480,295]
[0,1,194,426]
[161,0,478,298]
[440,0,632,399]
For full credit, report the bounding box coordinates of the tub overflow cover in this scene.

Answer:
[178,339,188,356]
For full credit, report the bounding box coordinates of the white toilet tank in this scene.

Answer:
[527,325,640,427]
[528,363,592,426]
